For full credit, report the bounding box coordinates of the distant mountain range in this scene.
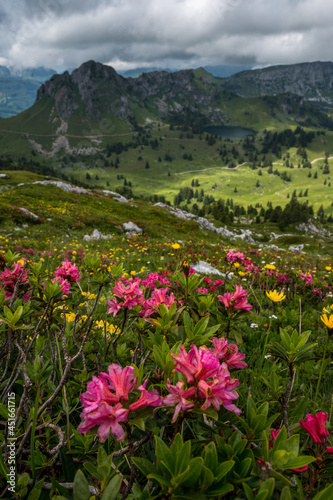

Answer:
[220,61,333,106]
[0,64,252,118]
[3,60,333,120]
[0,66,56,118]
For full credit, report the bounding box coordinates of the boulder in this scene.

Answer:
[191,261,224,276]
[19,207,40,220]
[288,244,304,253]
[83,229,113,241]
[123,221,142,236]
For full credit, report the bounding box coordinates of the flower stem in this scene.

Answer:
[314,334,330,406]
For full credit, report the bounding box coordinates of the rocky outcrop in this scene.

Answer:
[123,221,142,236]
[83,229,113,241]
[154,203,255,242]
[221,61,333,104]
[36,60,225,123]
[102,190,129,203]
[34,181,89,194]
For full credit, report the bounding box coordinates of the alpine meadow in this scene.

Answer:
[1,58,333,500]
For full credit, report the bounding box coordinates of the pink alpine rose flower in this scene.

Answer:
[106,297,122,317]
[218,285,252,313]
[52,277,71,295]
[100,364,137,402]
[300,412,329,444]
[78,402,129,442]
[211,337,248,370]
[198,362,240,414]
[54,259,81,282]
[129,380,162,412]
[171,344,219,384]
[163,380,197,422]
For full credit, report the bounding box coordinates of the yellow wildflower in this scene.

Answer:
[326,266,331,271]
[266,290,286,302]
[171,243,180,250]
[265,264,276,270]
[321,314,333,330]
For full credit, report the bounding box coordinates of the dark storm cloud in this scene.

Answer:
[1,0,332,71]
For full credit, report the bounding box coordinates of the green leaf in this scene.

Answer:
[269,470,294,488]
[313,484,333,499]
[199,465,215,490]
[175,440,191,474]
[181,457,204,487]
[83,462,103,481]
[238,457,252,478]
[73,469,90,500]
[255,490,270,500]
[215,460,235,482]
[147,473,172,488]
[280,486,293,500]
[242,482,255,500]
[203,442,218,471]
[130,417,145,431]
[100,475,122,500]
[258,478,274,498]
[155,436,174,476]
[283,456,316,470]
[206,482,234,497]
[271,450,292,468]
[132,457,158,477]
[27,480,44,500]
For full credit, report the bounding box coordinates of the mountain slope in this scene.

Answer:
[220,61,333,106]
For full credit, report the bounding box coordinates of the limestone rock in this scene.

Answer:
[191,261,223,276]
[123,221,142,236]
[19,207,40,220]
[83,229,113,241]
[34,180,89,194]
[103,190,128,203]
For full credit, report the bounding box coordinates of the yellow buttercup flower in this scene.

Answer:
[171,243,180,250]
[265,264,276,270]
[321,314,333,330]
[326,266,331,271]
[266,290,286,302]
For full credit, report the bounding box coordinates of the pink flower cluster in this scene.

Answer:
[164,338,247,422]
[300,412,332,453]
[227,250,245,264]
[197,277,224,294]
[218,285,252,313]
[300,272,314,286]
[0,262,30,302]
[53,259,81,295]
[106,274,176,318]
[78,364,162,442]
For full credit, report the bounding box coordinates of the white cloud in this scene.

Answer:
[1,0,333,71]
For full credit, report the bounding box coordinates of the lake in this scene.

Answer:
[205,125,256,139]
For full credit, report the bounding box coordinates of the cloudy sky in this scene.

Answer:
[1,0,333,72]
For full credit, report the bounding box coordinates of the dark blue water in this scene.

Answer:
[205,125,256,139]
